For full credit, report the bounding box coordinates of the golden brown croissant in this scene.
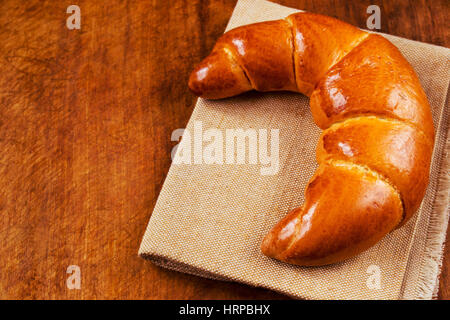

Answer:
[188,12,435,266]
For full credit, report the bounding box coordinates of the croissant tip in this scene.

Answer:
[260,230,280,259]
[188,71,203,97]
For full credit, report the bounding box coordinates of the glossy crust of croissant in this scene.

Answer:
[188,12,435,266]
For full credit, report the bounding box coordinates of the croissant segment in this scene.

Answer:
[261,161,404,266]
[188,12,435,265]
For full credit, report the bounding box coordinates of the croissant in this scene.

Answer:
[188,12,435,266]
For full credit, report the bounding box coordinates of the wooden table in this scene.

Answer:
[0,0,448,300]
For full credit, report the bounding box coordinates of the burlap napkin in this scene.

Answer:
[139,0,450,299]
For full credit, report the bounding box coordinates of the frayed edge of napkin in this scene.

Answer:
[414,87,450,300]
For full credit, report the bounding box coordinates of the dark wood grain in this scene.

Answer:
[0,0,448,300]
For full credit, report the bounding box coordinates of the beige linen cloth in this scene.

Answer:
[139,0,450,299]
